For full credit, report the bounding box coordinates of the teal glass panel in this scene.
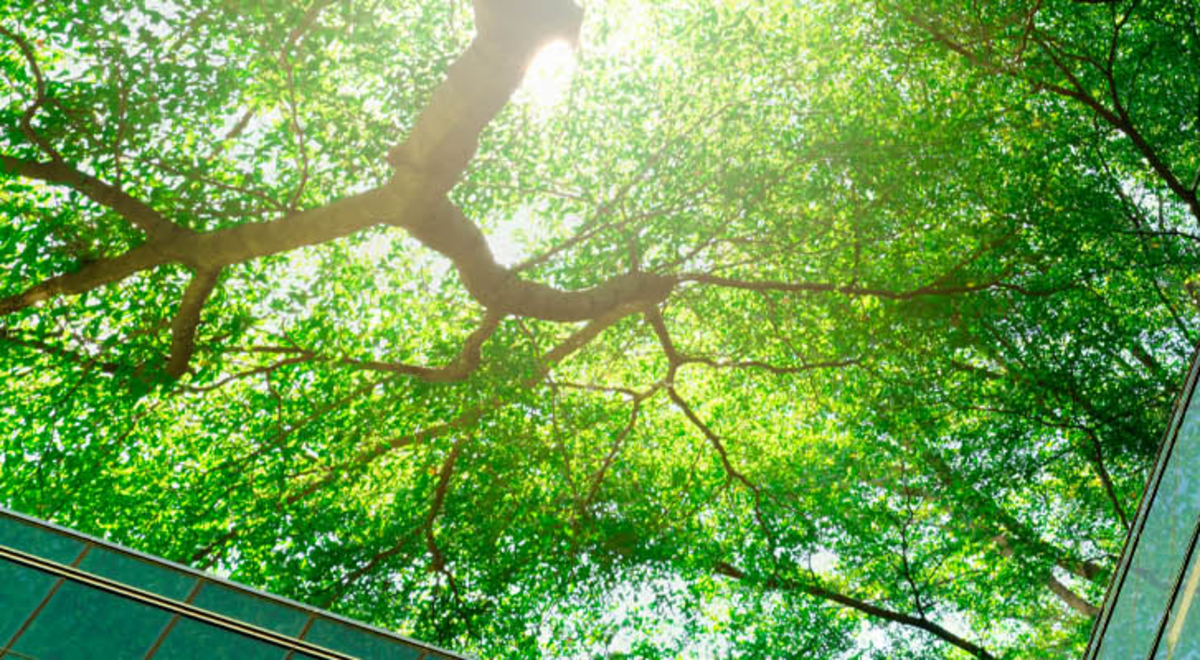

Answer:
[1096,389,1200,660]
[0,514,84,564]
[305,617,423,660]
[79,547,198,600]
[1153,535,1200,659]
[150,617,290,660]
[10,580,168,658]
[0,558,58,644]
[192,581,309,636]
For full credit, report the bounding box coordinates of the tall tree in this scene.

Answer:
[1,0,1196,657]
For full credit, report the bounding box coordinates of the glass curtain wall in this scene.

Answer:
[1087,349,1200,659]
[0,508,464,660]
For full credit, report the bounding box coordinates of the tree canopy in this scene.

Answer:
[2,0,1198,657]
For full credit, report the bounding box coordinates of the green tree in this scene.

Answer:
[1,0,1196,657]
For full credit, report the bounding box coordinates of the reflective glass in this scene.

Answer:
[10,580,168,659]
[1153,534,1200,660]
[1097,389,1200,660]
[149,617,291,660]
[192,581,310,636]
[79,547,197,600]
[0,510,460,660]
[0,515,84,564]
[305,617,423,660]
[0,558,59,644]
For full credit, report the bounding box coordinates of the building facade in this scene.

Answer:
[1086,350,1200,658]
[0,508,464,659]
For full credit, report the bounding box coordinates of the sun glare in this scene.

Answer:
[517,39,577,112]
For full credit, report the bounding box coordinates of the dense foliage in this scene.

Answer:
[2,0,1198,657]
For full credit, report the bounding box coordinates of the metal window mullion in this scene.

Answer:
[0,543,92,659]
[1085,346,1200,659]
[1144,508,1200,660]
[142,577,206,660]
[0,546,356,660]
[0,508,465,659]
[282,613,319,660]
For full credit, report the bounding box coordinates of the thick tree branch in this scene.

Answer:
[166,268,221,378]
[994,534,1099,617]
[0,0,666,378]
[0,26,185,240]
[0,245,166,316]
[713,561,995,660]
[1045,575,1100,616]
[0,155,185,241]
[386,0,583,191]
[403,199,677,321]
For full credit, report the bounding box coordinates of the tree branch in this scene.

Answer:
[425,436,466,574]
[0,155,185,241]
[336,310,502,382]
[911,437,1105,583]
[0,245,166,316]
[286,308,627,503]
[677,354,861,376]
[994,534,1099,617]
[647,306,779,545]
[166,268,221,378]
[385,0,583,192]
[0,328,120,374]
[713,561,995,660]
[0,0,666,354]
[907,10,1200,221]
[681,272,1017,299]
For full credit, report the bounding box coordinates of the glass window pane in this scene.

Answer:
[10,580,169,659]
[150,617,290,660]
[191,581,309,636]
[305,617,423,660]
[1153,531,1200,659]
[1097,391,1200,660]
[79,547,198,600]
[0,514,84,564]
[0,558,59,644]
